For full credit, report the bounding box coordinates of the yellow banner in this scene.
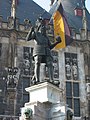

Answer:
[53,11,66,49]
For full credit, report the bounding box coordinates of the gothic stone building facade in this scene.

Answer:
[0,0,90,119]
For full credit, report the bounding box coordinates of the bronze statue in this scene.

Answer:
[67,109,73,120]
[26,17,61,84]
[23,108,33,120]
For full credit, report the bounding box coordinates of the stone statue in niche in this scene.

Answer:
[72,62,78,80]
[65,57,71,80]
[65,62,71,80]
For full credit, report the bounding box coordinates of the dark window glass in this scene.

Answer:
[0,43,2,57]
[74,99,80,117]
[23,47,29,52]
[66,98,72,108]
[66,82,72,97]
[73,83,79,97]
[22,78,30,92]
[88,100,90,116]
[23,93,29,106]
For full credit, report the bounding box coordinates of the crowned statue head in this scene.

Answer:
[36,17,46,35]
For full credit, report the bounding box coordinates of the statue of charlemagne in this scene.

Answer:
[26,17,61,84]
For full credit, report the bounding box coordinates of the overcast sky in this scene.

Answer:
[33,0,90,13]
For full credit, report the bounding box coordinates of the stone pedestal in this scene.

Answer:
[25,82,62,103]
[20,82,66,120]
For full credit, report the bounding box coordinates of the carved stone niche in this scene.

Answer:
[7,16,15,29]
[24,19,32,31]
[15,18,19,30]
[88,30,90,40]
[80,29,86,40]
[7,16,19,29]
